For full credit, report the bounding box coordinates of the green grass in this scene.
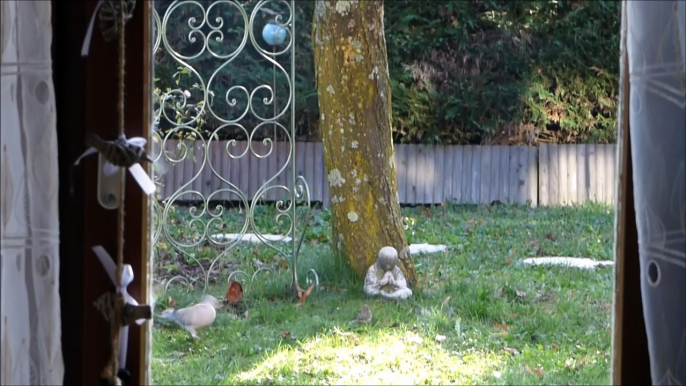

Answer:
[151,203,615,385]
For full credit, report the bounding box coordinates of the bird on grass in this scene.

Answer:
[350,304,372,325]
[158,294,220,340]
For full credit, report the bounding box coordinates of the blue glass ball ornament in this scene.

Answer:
[262,21,287,46]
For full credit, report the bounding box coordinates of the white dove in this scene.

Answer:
[158,294,221,340]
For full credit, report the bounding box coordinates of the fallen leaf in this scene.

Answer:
[493,323,509,330]
[493,331,510,337]
[551,342,560,350]
[252,248,261,257]
[525,365,543,377]
[421,207,431,217]
[281,330,291,338]
[441,295,451,307]
[168,296,176,308]
[297,282,315,304]
[225,280,244,303]
[434,334,447,342]
[545,232,555,241]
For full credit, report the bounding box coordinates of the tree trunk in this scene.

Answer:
[312,0,418,286]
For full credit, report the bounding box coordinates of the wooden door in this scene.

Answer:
[53,1,152,384]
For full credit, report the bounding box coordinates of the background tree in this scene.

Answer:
[312,0,417,285]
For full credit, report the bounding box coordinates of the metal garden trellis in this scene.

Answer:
[150,0,318,299]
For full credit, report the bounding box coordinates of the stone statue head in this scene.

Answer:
[376,246,399,273]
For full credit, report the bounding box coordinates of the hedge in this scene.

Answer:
[153,0,620,145]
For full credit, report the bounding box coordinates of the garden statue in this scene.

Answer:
[364,246,413,300]
[158,294,220,340]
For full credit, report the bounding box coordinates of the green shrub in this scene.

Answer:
[154,0,620,145]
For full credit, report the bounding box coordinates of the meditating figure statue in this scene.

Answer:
[364,246,413,300]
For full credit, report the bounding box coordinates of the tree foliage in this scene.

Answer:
[154,0,620,145]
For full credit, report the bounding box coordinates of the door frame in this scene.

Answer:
[51,0,651,384]
[53,0,152,384]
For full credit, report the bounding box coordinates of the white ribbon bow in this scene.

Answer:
[81,0,134,58]
[81,0,106,58]
[92,245,146,369]
[74,134,156,196]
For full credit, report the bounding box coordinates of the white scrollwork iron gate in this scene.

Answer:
[150,0,318,298]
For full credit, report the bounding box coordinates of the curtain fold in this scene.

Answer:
[1,1,65,385]
[627,1,686,384]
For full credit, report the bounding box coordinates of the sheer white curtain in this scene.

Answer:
[626,1,686,384]
[1,1,65,385]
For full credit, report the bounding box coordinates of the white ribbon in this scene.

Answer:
[92,245,146,370]
[74,134,157,195]
[81,0,107,58]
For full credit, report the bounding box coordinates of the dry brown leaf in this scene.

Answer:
[168,296,176,308]
[525,365,543,377]
[545,232,555,241]
[225,280,244,303]
[551,342,560,350]
[421,207,431,218]
[297,282,315,304]
[441,295,452,307]
[493,323,509,330]
[281,330,291,338]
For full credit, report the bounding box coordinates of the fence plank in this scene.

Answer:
[576,144,587,203]
[480,146,491,204]
[508,146,518,205]
[207,141,219,200]
[498,146,510,203]
[558,145,568,205]
[548,145,560,205]
[248,142,261,200]
[396,144,407,205]
[587,144,597,201]
[453,146,464,204]
[566,145,577,204]
[304,142,315,201]
[313,142,324,203]
[238,142,250,200]
[516,147,528,205]
[489,146,501,204]
[435,145,445,204]
[539,144,549,206]
[443,145,453,202]
[528,147,538,207]
[420,145,431,204]
[459,146,470,203]
[407,145,418,205]
[470,146,481,204]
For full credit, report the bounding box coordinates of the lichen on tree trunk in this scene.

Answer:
[312,0,418,287]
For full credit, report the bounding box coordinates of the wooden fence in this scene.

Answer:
[157,141,617,207]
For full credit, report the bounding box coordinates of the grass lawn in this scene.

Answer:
[151,203,615,385]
